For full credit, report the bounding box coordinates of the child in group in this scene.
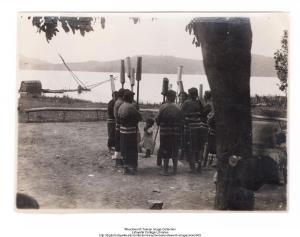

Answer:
[140,118,155,158]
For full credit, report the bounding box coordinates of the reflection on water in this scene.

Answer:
[18,70,284,103]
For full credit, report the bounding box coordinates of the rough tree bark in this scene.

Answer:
[192,18,256,210]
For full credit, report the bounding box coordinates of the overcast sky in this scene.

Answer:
[18,12,289,63]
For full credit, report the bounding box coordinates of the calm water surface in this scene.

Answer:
[18,70,284,103]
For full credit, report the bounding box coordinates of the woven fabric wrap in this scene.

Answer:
[189,122,209,151]
[120,126,138,169]
[184,117,201,131]
[120,126,137,134]
[160,123,181,136]
[160,123,181,159]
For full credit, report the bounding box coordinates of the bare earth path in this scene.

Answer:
[17,121,286,211]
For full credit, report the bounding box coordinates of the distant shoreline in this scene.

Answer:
[18,68,277,78]
[19,54,277,77]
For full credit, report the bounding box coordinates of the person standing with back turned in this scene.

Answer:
[156,90,183,176]
[118,89,142,175]
[112,88,125,167]
[107,91,118,152]
[181,87,207,173]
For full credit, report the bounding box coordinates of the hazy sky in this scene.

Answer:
[18,12,289,63]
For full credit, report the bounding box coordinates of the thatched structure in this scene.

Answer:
[19,80,42,97]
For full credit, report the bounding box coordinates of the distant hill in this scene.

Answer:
[251,54,277,77]
[19,54,276,77]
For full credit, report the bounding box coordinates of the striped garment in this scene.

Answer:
[118,102,142,170]
[157,102,183,159]
[107,118,115,123]
[160,123,181,136]
[120,126,137,134]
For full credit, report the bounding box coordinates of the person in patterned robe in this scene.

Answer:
[156,90,183,176]
[107,91,118,152]
[118,89,142,175]
[181,88,207,173]
[112,88,125,167]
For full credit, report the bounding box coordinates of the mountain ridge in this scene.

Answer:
[19,54,276,77]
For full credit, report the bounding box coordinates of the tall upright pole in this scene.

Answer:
[136,57,142,109]
[177,66,184,92]
[162,77,169,103]
[177,66,184,104]
[130,68,135,92]
[110,74,116,100]
[120,60,125,89]
[126,57,132,79]
[199,84,203,100]
[110,75,115,92]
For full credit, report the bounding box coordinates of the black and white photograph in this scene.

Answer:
[16,12,288,211]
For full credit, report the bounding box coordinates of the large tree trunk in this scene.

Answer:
[193,18,255,210]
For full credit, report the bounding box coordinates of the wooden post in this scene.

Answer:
[177,65,183,81]
[177,66,184,104]
[110,75,115,92]
[199,84,203,100]
[177,66,184,93]
[161,77,169,103]
[126,57,132,79]
[130,68,135,92]
[136,57,142,109]
[110,74,116,100]
[120,60,125,89]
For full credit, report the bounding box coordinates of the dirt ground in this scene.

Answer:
[17,121,286,211]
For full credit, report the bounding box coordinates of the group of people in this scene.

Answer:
[106,87,216,176]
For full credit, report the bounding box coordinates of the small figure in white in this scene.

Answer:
[140,118,155,158]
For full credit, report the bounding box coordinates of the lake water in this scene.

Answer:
[18,70,285,104]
